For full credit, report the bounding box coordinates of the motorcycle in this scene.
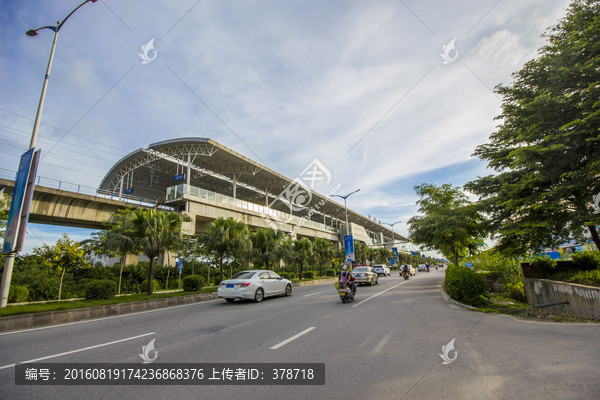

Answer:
[402,271,409,280]
[336,281,355,303]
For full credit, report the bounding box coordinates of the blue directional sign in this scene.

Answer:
[174,173,185,182]
[123,188,133,195]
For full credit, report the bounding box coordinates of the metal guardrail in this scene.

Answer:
[0,168,173,210]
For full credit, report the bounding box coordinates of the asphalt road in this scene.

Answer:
[1,269,599,400]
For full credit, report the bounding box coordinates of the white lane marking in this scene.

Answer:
[352,275,424,308]
[0,332,155,370]
[0,299,221,336]
[270,327,316,350]
[303,289,330,297]
[373,332,393,354]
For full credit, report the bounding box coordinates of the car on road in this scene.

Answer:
[400,264,416,276]
[373,264,391,276]
[417,264,427,271]
[351,266,378,285]
[218,270,292,303]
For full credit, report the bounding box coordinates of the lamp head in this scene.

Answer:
[26,30,38,37]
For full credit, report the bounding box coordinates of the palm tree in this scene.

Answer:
[312,238,333,276]
[251,228,285,270]
[103,208,138,295]
[293,237,313,279]
[199,217,250,283]
[128,208,190,295]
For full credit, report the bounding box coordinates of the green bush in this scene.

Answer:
[85,280,117,300]
[139,279,161,293]
[506,282,527,303]
[571,251,600,271]
[325,269,336,277]
[562,268,600,286]
[529,256,557,273]
[280,272,296,280]
[183,275,205,292]
[303,271,315,279]
[8,285,29,303]
[444,265,489,307]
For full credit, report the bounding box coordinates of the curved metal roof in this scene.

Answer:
[99,137,406,243]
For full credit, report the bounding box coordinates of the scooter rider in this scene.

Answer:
[339,265,356,295]
[401,264,409,276]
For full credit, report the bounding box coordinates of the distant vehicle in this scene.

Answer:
[351,266,378,286]
[218,270,292,303]
[373,264,390,276]
[400,264,416,276]
[417,264,427,271]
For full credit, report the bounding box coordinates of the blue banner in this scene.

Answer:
[344,235,355,262]
[392,247,399,258]
[3,148,35,253]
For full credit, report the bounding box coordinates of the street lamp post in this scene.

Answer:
[332,189,360,267]
[0,0,98,308]
[383,221,401,265]
[332,189,360,237]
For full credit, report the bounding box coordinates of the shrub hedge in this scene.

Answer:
[9,285,29,303]
[303,271,315,279]
[571,251,600,271]
[444,265,489,307]
[325,269,336,277]
[183,275,205,292]
[85,280,117,300]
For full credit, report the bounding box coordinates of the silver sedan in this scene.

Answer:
[218,270,293,303]
[351,266,378,285]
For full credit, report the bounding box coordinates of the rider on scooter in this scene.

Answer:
[339,265,356,295]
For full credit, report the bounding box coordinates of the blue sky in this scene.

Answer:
[0,0,572,253]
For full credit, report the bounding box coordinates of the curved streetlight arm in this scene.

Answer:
[57,0,98,32]
[27,0,97,35]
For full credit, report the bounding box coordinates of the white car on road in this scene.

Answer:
[373,264,391,276]
[218,270,292,303]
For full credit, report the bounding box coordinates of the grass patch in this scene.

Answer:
[0,287,217,317]
[476,293,599,323]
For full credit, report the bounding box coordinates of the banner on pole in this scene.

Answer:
[344,235,355,263]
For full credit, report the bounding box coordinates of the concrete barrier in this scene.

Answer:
[524,278,600,319]
[0,279,337,332]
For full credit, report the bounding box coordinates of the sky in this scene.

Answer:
[0,0,573,254]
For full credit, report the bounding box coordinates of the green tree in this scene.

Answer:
[465,0,600,253]
[293,237,313,279]
[199,217,250,283]
[409,183,485,267]
[251,228,284,270]
[312,238,333,276]
[99,208,139,295]
[33,233,90,300]
[128,209,190,295]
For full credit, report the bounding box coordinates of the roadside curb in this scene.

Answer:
[0,278,338,333]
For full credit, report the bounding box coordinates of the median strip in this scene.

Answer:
[270,327,316,350]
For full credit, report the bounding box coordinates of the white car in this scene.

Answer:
[373,264,391,276]
[218,270,292,303]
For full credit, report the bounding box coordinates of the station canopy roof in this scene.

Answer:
[99,138,407,242]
